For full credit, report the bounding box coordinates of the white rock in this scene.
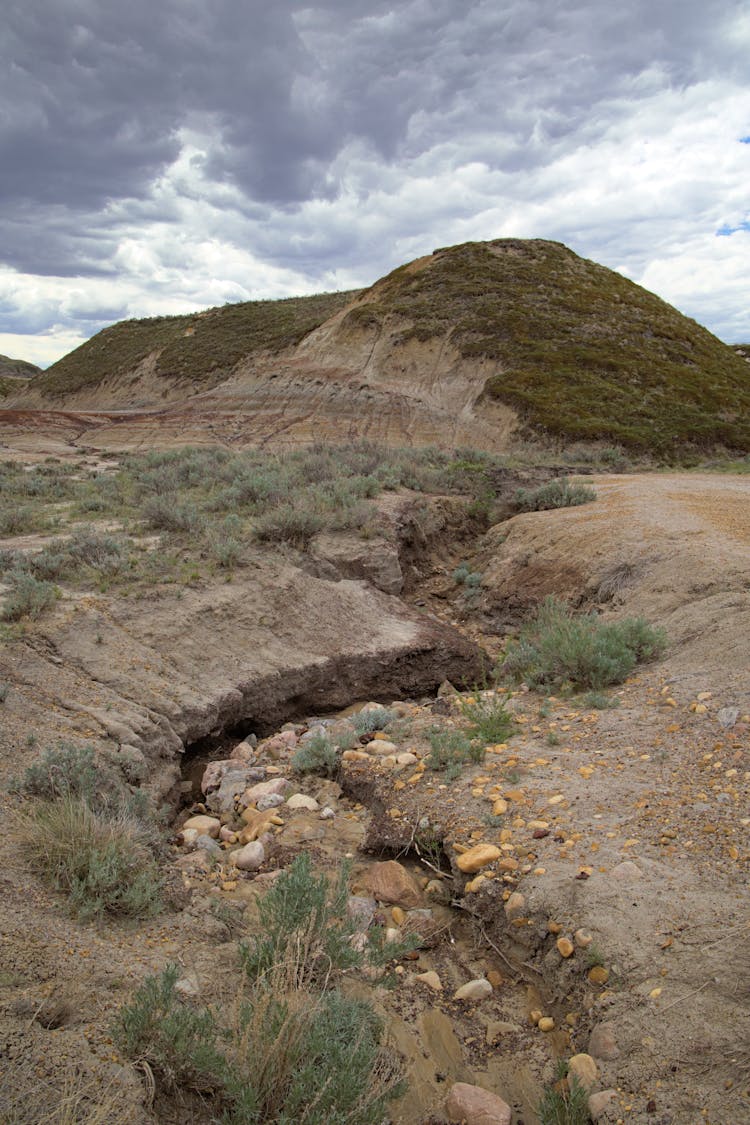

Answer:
[365,739,398,755]
[453,978,493,1002]
[320,806,335,820]
[286,794,320,811]
[230,841,266,871]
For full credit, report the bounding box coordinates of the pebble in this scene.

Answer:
[416,970,442,991]
[319,806,335,820]
[610,861,642,881]
[179,827,199,847]
[286,793,320,811]
[219,826,237,843]
[556,937,575,958]
[588,966,609,985]
[454,978,493,1002]
[230,841,265,871]
[538,1016,555,1032]
[445,1083,512,1125]
[365,739,398,756]
[244,778,289,803]
[568,1053,598,1090]
[588,1090,617,1120]
[504,892,525,920]
[230,739,256,762]
[182,814,221,839]
[575,929,593,948]
[457,844,501,873]
[256,793,285,810]
[588,1022,620,1060]
[194,834,222,856]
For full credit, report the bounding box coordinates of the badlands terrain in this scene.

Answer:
[0,239,748,1125]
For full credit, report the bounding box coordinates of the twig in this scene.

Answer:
[660,980,711,1013]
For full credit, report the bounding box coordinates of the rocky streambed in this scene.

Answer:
[169,695,622,1124]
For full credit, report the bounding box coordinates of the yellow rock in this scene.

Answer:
[649,986,662,999]
[465,875,487,893]
[456,844,502,873]
[556,937,575,958]
[538,1017,555,1032]
[492,799,509,816]
[588,966,610,985]
[529,1009,543,1025]
[392,906,406,926]
[568,1053,598,1090]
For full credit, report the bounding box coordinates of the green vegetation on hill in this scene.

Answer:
[352,240,750,454]
[35,291,357,397]
[0,354,41,380]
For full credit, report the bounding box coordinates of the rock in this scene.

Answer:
[537,1017,555,1032]
[504,892,525,920]
[175,975,200,998]
[174,848,216,873]
[244,778,289,803]
[456,844,501,873]
[445,1082,512,1125]
[182,814,221,838]
[178,827,199,847]
[485,1020,518,1043]
[396,752,418,766]
[391,905,406,926]
[717,706,740,728]
[195,834,222,856]
[286,793,320,811]
[438,680,458,697]
[257,730,298,757]
[230,841,266,872]
[201,759,233,794]
[588,1022,620,1061]
[347,895,377,931]
[588,965,609,985]
[320,806,335,820]
[238,809,279,842]
[416,970,443,991]
[588,1090,617,1120]
[342,749,370,762]
[610,861,642,881]
[230,739,256,762]
[492,798,508,816]
[219,826,237,843]
[364,861,422,908]
[454,978,493,1002]
[557,937,575,958]
[364,739,398,755]
[568,1053,598,1090]
[208,769,261,814]
[325,719,357,748]
[575,929,593,948]
[256,793,285,810]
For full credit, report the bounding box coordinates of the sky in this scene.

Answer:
[1,0,749,369]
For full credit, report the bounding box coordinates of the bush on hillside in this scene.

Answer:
[514,478,596,512]
[500,597,666,690]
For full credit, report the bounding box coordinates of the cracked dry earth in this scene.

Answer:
[0,467,748,1125]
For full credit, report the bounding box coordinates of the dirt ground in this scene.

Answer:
[0,447,748,1124]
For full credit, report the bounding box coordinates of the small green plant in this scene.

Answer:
[546,731,561,747]
[501,597,666,690]
[515,478,596,512]
[585,943,605,969]
[576,690,620,710]
[426,727,482,778]
[352,706,396,735]
[1,573,59,621]
[538,1072,591,1125]
[292,731,340,778]
[460,693,514,744]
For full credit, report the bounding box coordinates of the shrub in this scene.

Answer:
[352,706,396,735]
[292,731,340,778]
[253,504,325,547]
[515,478,596,512]
[0,506,45,536]
[141,495,204,534]
[460,693,514,743]
[426,727,482,779]
[31,528,128,581]
[501,597,666,690]
[14,796,162,921]
[1,573,58,621]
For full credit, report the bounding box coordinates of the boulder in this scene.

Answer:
[364,861,422,908]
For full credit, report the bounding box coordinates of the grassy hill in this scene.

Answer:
[34,291,357,398]
[24,239,750,456]
[351,240,750,454]
[0,354,41,396]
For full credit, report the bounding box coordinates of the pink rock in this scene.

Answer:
[445,1082,512,1125]
[364,861,422,908]
[588,1022,620,1061]
[201,759,233,794]
[219,826,237,843]
[231,741,255,762]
